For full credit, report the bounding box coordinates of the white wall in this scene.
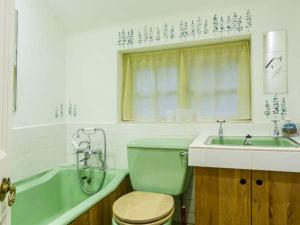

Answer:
[11,0,67,181]
[65,1,300,124]
[14,0,66,127]
[64,1,300,223]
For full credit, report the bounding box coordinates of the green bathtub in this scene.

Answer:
[12,166,128,225]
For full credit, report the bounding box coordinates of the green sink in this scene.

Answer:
[205,136,300,148]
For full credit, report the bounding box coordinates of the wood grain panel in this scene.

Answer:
[195,167,251,225]
[252,171,300,225]
[70,176,132,225]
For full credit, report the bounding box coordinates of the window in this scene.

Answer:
[122,40,251,122]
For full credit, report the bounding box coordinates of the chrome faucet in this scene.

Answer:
[72,127,107,170]
[243,134,252,145]
[72,140,92,168]
[72,140,90,154]
[217,120,226,139]
[80,152,90,168]
[272,120,280,139]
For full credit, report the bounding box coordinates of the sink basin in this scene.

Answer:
[205,136,300,148]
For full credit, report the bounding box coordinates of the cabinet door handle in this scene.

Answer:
[240,178,247,185]
[256,179,263,186]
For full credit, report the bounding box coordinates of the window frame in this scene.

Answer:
[120,38,252,123]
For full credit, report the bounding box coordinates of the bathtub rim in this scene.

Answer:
[14,166,129,225]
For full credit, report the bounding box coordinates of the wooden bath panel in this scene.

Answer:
[70,176,132,225]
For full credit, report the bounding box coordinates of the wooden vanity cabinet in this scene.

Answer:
[195,168,300,225]
[252,171,300,225]
[195,167,252,225]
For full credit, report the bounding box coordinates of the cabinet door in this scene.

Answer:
[252,171,300,225]
[195,167,251,225]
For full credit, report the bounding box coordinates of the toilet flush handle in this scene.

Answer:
[179,151,188,157]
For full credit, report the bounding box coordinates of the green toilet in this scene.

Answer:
[112,138,192,225]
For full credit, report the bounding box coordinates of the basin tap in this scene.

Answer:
[243,134,252,145]
[272,120,280,139]
[217,120,226,139]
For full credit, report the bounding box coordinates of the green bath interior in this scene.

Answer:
[12,168,112,225]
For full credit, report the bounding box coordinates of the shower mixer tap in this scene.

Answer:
[72,127,107,166]
[71,140,90,154]
[73,127,105,139]
[72,127,107,194]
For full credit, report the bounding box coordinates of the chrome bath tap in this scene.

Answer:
[71,127,107,194]
[72,127,107,169]
[72,140,92,168]
[71,140,90,154]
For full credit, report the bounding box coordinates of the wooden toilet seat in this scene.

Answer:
[113,208,174,225]
[113,191,174,225]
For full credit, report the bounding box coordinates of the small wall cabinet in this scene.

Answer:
[195,167,300,225]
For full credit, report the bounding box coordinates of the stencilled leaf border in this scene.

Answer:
[117,9,253,49]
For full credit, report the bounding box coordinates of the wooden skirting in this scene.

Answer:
[70,176,132,225]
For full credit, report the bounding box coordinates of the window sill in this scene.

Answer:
[119,119,253,124]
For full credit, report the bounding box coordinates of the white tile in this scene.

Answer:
[115,157,128,169]
[186,212,195,224]
[11,124,67,180]
[184,175,195,200]
[188,148,205,167]
[252,150,300,172]
[106,156,116,168]
[185,199,195,213]
[205,149,252,170]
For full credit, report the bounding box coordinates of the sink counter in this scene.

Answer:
[189,135,300,172]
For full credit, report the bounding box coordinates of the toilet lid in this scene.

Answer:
[114,207,174,225]
[113,191,174,224]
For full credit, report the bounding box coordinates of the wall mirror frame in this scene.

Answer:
[13,10,18,112]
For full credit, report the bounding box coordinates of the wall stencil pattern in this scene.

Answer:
[54,102,78,119]
[264,95,287,121]
[117,10,253,49]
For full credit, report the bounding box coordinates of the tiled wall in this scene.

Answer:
[173,173,195,225]
[10,124,67,182]
[66,122,272,225]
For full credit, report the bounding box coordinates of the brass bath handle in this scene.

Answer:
[0,177,16,206]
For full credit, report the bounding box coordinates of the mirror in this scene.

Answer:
[263,30,288,94]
